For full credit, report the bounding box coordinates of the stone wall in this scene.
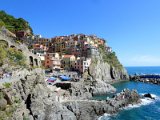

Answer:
[0,29,41,67]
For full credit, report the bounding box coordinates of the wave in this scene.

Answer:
[99,94,159,120]
[124,93,159,110]
[98,113,111,120]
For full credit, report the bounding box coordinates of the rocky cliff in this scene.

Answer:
[80,45,129,96]
[88,46,129,83]
[0,32,135,120]
[0,68,140,120]
[0,68,77,120]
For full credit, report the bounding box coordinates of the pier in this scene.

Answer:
[130,74,160,85]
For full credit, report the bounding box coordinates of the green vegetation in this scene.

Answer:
[0,92,4,99]
[3,83,11,88]
[0,20,5,27]
[0,10,33,34]
[0,44,26,67]
[0,104,18,120]
[0,92,22,120]
[0,47,7,66]
[23,116,30,120]
[7,48,26,66]
[99,45,123,70]
[14,97,20,104]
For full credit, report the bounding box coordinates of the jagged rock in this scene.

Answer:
[144,93,155,99]
[3,91,13,105]
[63,89,141,120]
[89,52,129,84]
[92,81,116,95]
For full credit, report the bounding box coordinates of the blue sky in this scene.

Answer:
[1,0,160,66]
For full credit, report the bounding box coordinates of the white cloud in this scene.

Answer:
[123,55,160,66]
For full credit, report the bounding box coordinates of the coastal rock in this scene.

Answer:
[0,67,140,120]
[143,93,155,99]
[63,89,141,120]
[88,51,129,84]
[92,81,116,95]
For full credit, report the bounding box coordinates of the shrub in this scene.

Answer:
[98,45,123,70]
[7,48,26,66]
[0,47,7,66]
[3,83,11,88]
[0,91,4,99]
[0,10,33,34]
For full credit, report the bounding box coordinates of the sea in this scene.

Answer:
[99,66,160,120]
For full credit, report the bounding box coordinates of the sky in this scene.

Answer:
[1,0,160,66]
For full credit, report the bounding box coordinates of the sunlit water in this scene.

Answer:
[99,67,160,120]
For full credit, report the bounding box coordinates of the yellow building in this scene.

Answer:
[61,55,76,70]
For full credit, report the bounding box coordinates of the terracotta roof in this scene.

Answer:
[63,55,74,58]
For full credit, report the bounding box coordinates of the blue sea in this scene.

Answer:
[126,66,160,75]
[99,66,160,120]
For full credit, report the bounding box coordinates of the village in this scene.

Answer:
[0,27,113,87]
[15,31,112,86]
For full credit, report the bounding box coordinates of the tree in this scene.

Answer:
[0,20,5,27]
[0,10,33,34]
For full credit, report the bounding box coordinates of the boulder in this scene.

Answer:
[144,93,155,99]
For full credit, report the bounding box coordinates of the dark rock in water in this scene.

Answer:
[144,93,155,99]
[63,89,141,120]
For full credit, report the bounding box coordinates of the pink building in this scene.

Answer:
[45,53,61,69]
[72,57,91,73]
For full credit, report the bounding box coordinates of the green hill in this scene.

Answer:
[0,10,33,35]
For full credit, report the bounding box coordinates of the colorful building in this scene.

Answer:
[45,53,61,69]
[51,36,67,55]
[72,57,91,73]
[61,55,76,70]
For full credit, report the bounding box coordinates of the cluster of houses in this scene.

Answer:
[16,32,112,73]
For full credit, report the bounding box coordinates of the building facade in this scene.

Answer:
[45,53,61,69]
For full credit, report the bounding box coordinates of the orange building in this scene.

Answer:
[45,53,61,69]
[51,36,67,55]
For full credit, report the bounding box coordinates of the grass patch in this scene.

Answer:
[3,82,11,88]
[0,92,4,99]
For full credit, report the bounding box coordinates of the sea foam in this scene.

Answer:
[99,94,159,120]
[124,93,159,110]
[98,113,111,120]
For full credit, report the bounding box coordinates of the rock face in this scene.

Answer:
[0,29,41,67]
[89,52,129,84]
[0,68,77,120]
[84,50,129,96]
[63,89,140,120]
[0,31,133,120]
[0,68,140,120]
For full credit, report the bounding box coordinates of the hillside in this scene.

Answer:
[0,11,33,35]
